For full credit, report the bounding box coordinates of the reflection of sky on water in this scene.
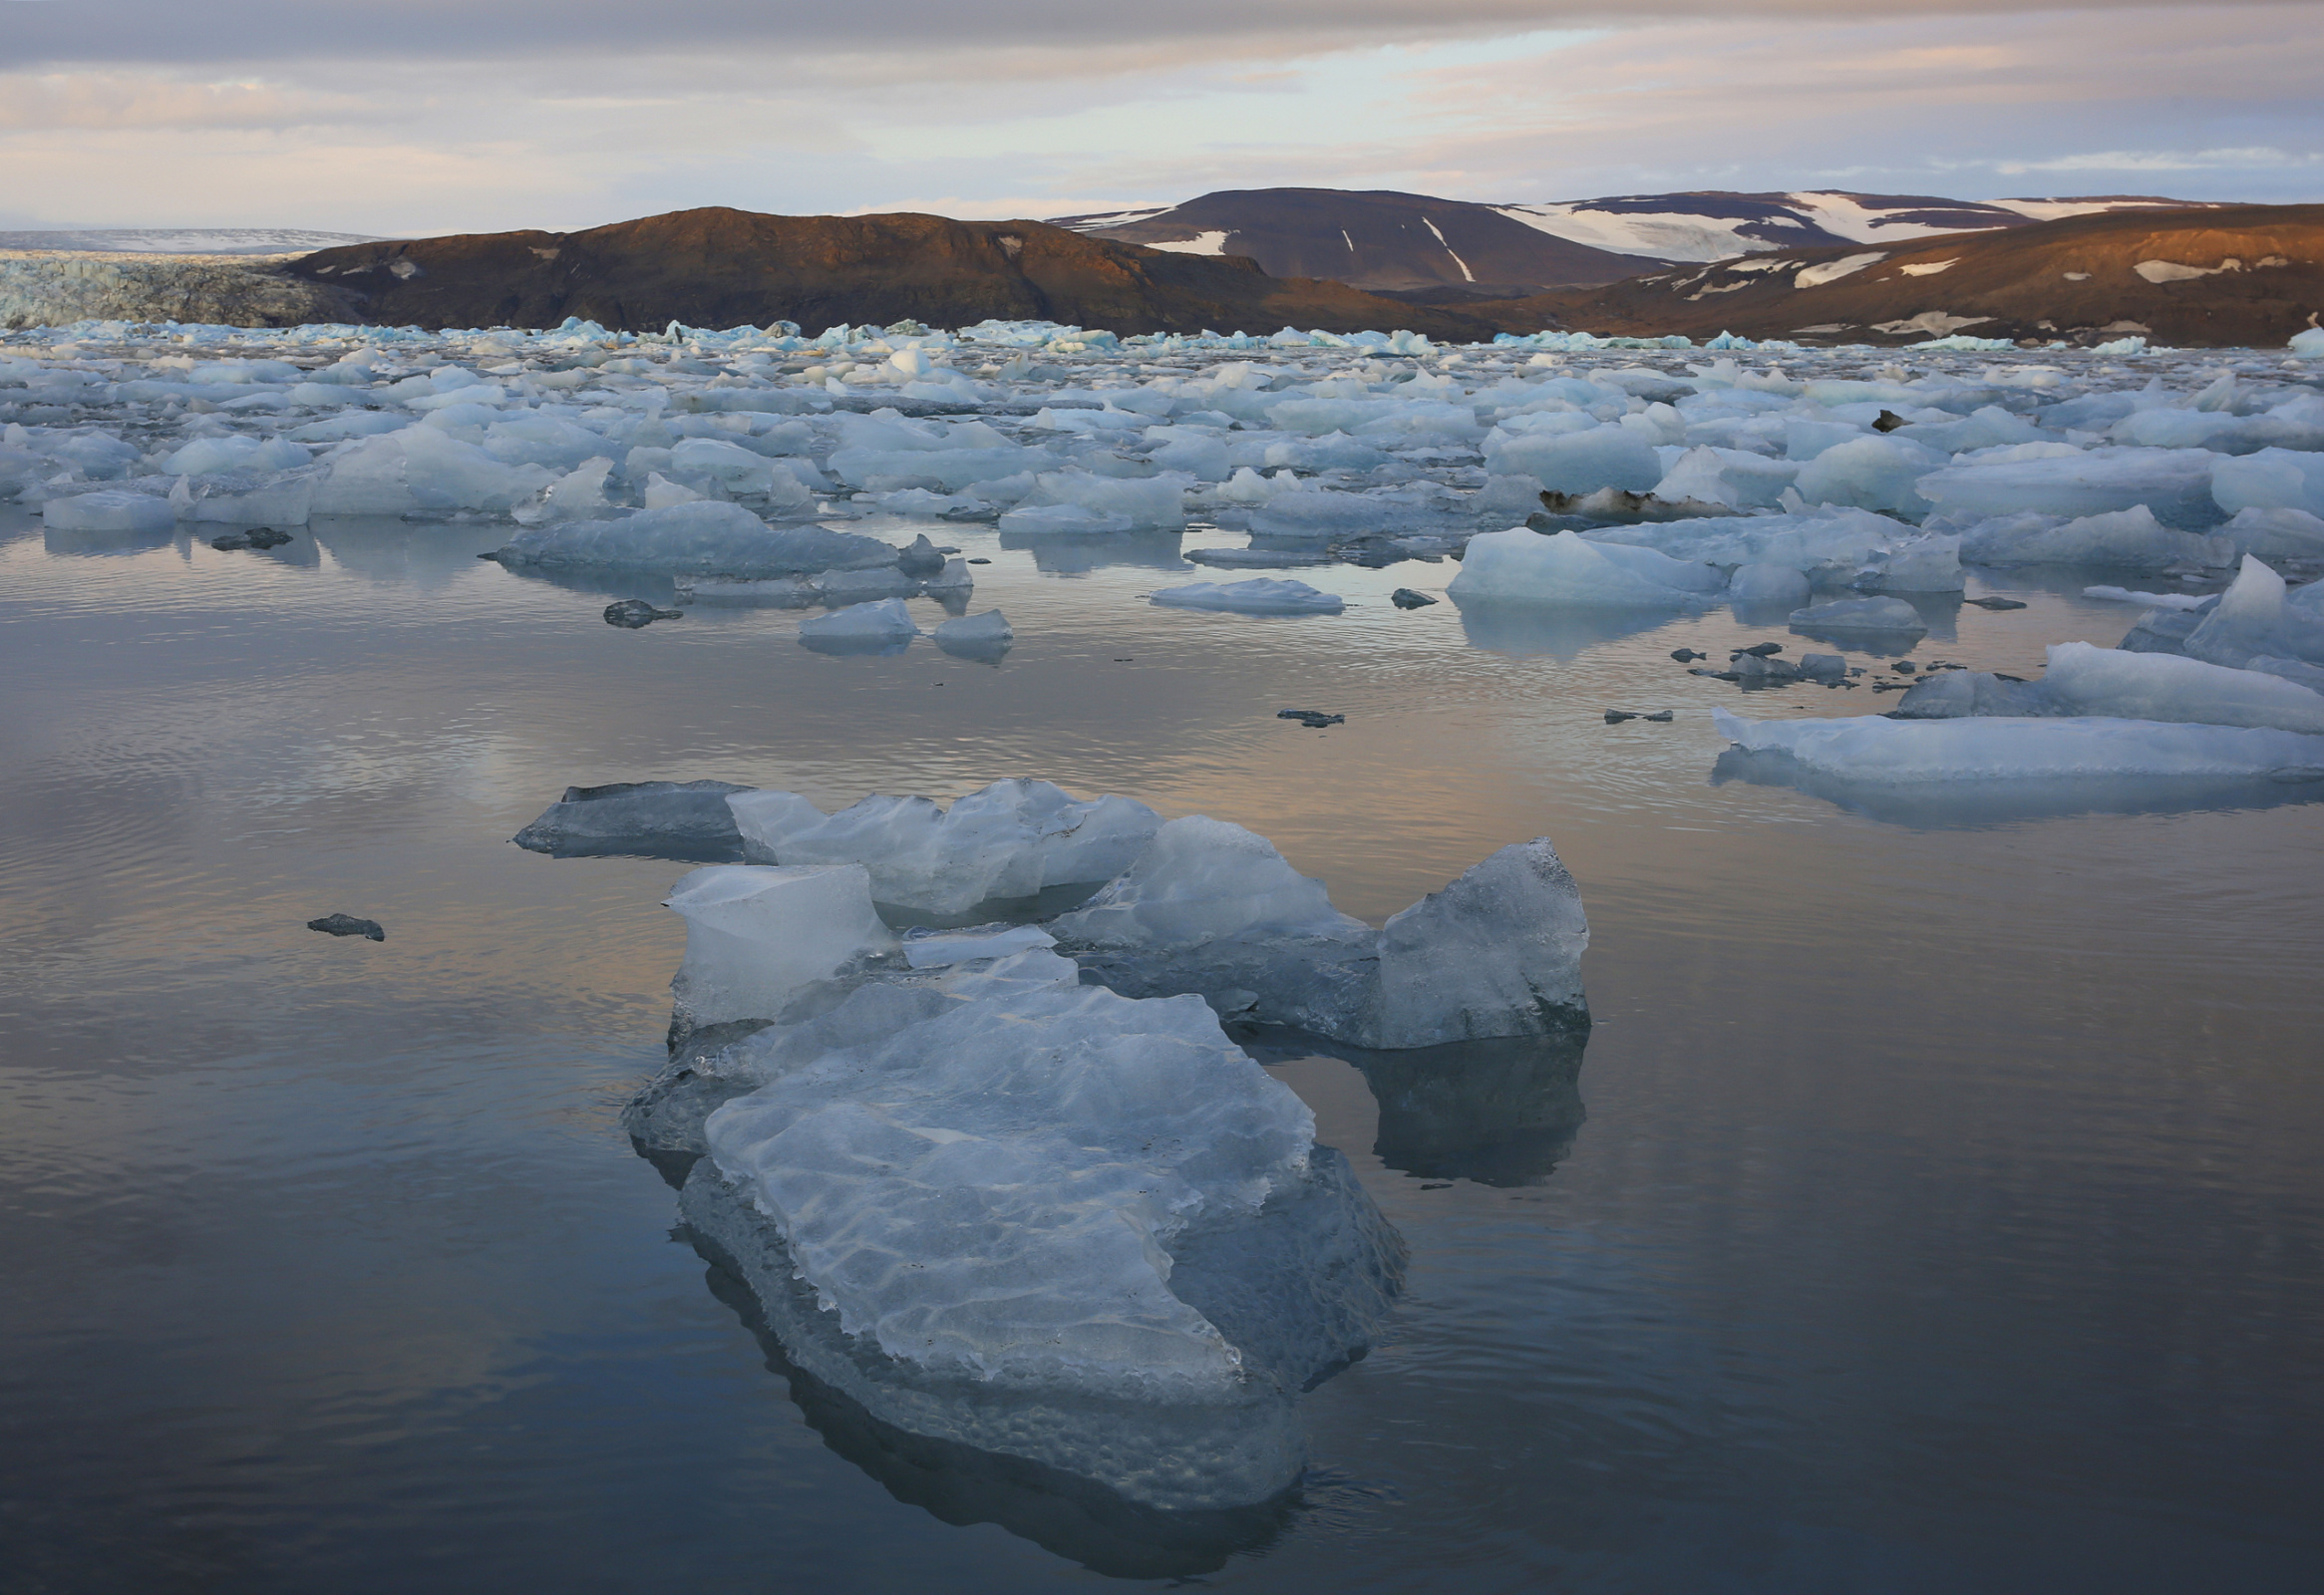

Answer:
[4,503,2322,1591]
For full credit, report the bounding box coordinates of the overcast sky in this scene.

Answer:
[3,0,2319,233]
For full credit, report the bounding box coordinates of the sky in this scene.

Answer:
[2,0,2320,234]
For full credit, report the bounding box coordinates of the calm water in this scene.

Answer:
[3,503,2319,1593]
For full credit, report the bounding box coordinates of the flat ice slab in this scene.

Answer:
[1449,528,1719,608]
[728,779,1162,917]
[1713,707,2324,783]
[1151,578,1345,615]
[682,980,1403,1510]
[493,502,898,576]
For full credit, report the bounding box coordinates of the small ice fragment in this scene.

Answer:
[1151,579,1345,615]
[934,608,1013,658]
[798,598,921,645]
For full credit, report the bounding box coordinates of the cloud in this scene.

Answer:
[0,73,379,130]
[4,0,2313,75]
[0,0,2315,231]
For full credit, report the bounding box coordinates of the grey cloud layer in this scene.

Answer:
[4,0,2297,69]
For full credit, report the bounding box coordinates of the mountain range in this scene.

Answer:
[1051,188,2216,298]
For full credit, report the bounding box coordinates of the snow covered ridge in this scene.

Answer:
[508,778,1587,1508]
[1494,191,2211,263]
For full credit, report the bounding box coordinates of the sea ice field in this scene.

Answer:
[3,312,2321,1592]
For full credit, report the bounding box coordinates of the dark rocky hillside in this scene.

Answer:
[1478,203,2324,348]
[287,207,1515,339]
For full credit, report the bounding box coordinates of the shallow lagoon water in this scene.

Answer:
[3,501,2320,1593]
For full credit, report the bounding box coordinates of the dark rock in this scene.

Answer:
[1670,648,1705,662]
[1732,642,1784,658]
[208,532,250,550]
[1964,596,2029,610]
[1604,710,1638,724]
[1391,588,1438,609]
[604,599,684,628]
[1642,710,1674,723]
[514,779,754,859]
[1894,660,1918,673]
[245,527,293,548]
[895,533,948,578]
[967,557,991,564]
[1732,653,1802,685]
[1277,709,1345,728]
[1871,410,1908,433]
[307,913,385,941]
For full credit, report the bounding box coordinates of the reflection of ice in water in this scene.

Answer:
[1452,597,1678,660]
[1712,744,2324,826]
[308,517,517,588]
[1247,1030,1590,1189]
[655,1018,1585,1559]
[998,530,1191,573]
[692,1259,1295,1580]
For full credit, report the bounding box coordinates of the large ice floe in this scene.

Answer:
[677,970,1403,1511]
[1713,569,2324,823]
[503,773,1588,1509]
[1714,707,2324,785]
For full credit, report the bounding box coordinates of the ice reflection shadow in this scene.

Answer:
[42,521,177,557]
[998,530,1192,572]
[692,1231,1295,1579]
[1451,598,1677,660]
[482,559,687,606]
[1713,746,2324,826]
[305,517,511,586]
[1244,1028,1590,1187]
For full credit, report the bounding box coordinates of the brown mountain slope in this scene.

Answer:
[1050,188,1661,295]
[287,207,1508,339]
[1476,203,2324,347]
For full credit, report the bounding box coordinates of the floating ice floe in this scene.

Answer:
[1788,595,1928,643]
[490,501,900,575]
[728,779,1162,917]
[591,789,1594,1507]
[1891,641,2324,732]
[1713,705,2324,785]
[563,778,1594,1510]
[1952,505,2231,571]
[1916,446,2224,528]
[676,974,1403,1510]
[1053,815,1590,1051]
[2084,585,2210,609]
[797,597,923,650]
[1449,528,1723,607]
[1150,578,1346,615]
[39,487,175,535]
[2120,555,2324,678]
[934,608,1013,657]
